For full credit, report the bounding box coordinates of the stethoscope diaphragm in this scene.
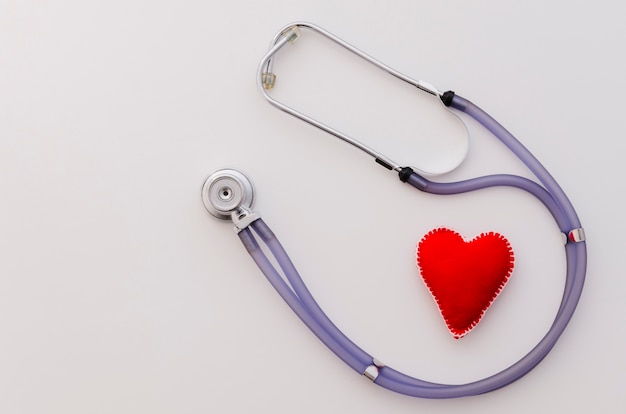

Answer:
[202,169,254,220]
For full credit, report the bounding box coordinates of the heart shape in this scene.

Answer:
[417,228,514,339]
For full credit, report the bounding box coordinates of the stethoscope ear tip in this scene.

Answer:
[202,169,254,220]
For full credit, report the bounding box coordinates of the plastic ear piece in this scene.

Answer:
[281,26,301,43]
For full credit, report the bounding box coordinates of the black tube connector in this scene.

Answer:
[398,167,414,182]
[440,90,456,107]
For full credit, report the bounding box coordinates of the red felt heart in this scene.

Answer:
[417,228,514,339]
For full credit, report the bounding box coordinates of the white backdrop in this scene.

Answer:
[1,1,624,413]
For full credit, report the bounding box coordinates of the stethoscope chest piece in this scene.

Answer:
[202,169,254,220]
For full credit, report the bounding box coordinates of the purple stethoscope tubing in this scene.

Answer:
[234,93,586,398]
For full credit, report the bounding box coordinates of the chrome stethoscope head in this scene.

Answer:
[202,169,255,221]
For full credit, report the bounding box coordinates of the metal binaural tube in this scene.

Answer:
[256,22,452,173]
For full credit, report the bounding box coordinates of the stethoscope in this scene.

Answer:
[202,22,587,398]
